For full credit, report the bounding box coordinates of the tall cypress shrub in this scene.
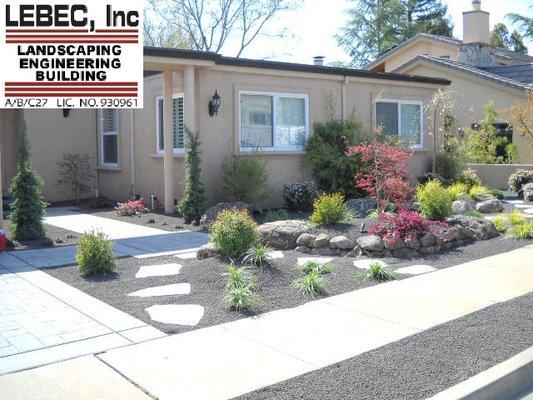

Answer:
[9,117,48,240]
[178,127,206,224]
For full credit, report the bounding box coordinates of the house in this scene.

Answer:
[0,48,450,216]
[365,0,533,164]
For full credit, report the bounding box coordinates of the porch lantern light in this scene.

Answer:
[208,89,221,116]
[62,109,70,118]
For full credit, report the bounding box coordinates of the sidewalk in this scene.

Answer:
[95,244,533,400]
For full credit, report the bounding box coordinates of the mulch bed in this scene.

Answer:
[44,234,530,335]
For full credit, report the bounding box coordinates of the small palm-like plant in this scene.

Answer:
[223,262,257,290]
[293,269,328,297]
[297,260,335,275]
[223,263,260,312]
[357,262,396,282]
[242,245,273,267]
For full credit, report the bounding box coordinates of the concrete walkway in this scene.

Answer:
[96,244,533,400]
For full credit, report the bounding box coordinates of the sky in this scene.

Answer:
[230,0,533,64]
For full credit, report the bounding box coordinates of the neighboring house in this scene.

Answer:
[365,0,533,164]
[0,48,449,214]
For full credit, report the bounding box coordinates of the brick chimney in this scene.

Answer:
[463,0,490,44]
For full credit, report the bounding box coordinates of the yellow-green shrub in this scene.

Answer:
[310,193,350,226]
[210,209,259,259]
[447,182,469,201]
[415,180,453,221]
[468,185,492,201]
[76,231,116,275]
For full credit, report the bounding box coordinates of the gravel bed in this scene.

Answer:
[44,235,530,335]
[2,219,79,250]
[235,293,533,400]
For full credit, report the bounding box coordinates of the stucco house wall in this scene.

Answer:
[382,41,458,72]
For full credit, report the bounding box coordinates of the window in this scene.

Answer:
[375,100,423,148]
[156,93,184,153]
[240,91,309,151]
[99,109,118,166]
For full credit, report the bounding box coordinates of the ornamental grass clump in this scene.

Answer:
[310,193,351,226]
[507,221,533,239]
[297,260,335,275]
[76,230,116,276]
[223,263,260,312]
[415,180,453,221]
[293,269,328,297]
[242,245,273,267]
[357,262,396,282]
[210,209,259,259]
[265,209,289,222]
[468,185,492,201]
[447,182,469,201]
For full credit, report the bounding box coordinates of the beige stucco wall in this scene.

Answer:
[378,40,458,72]
[467,164,533,190]
[401,63,532,164]
[96,66,443,208]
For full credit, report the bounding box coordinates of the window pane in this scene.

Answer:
[103,134,118,164]
[376,102,398,136]
[275,97,306,147]
[400,104,421,144]
[240,95,273,148]
[158,97,184,150]
[102,109,116,133]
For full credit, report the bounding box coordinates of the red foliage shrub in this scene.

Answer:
[346,141,414,208]
[368,210,446,244]
[115,199,150,216]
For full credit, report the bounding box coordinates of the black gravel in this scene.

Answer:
[3,219,79,250]
[44,235,531,334]
[234,293,533,400]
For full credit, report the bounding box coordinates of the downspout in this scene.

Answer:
[130,109,136,195]
[341,75,348,120]
[94,110,99,197]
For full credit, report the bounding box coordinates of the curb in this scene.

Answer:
[427,347,533,400]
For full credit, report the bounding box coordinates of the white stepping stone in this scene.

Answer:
[297,257,333,266]
[135,264,182,278]
[174,252,197,260]
[353,259,388,270]
[502,200,524,204]
[145,304,204,326]
[128,283,191,298]
[268,251,284,259]
[395,264,436,275]
[522,208,533,215]
[513,204,531,209]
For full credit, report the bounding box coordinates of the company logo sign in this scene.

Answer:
[1,0,144,108]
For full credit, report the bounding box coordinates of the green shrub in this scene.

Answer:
[447,182,469,201]
[297,260,335,275]
[282,181,316,211]
[488,188,504,199]
[242,245,272,267]
[310,193,351,226]
[436,153,462,183]
[357,262,396,282]
[468,185,492,201]
[222,154,268,206]
[415,180,453,221]
[178,127,207,224]
[458,168,482,188]
[76,231,116,275]
[293,269,328,297]
[508,169,533,192]
[265,209,288,222]
[305,119,370,197]
[9,118,48,241]
[507,221,533,239]
[210,209,259,259]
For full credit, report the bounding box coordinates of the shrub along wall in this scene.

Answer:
[467,164,533,190]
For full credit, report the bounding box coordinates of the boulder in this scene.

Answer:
[258,220,311,249]
[475,199,504,214]
[404,236,421,250]
[420,232,436,247]
[446,215,499,240]
[356,235,384,252]
[519,182,533,201]
[329,235,355,250]
[200,202,251,227]
[452,199,474,214]
[392,248,420,258]
[296,233,317,248]
[346,197,377,218]
[295,246,311,253]
[197,243,219,259]
[384,237,404,251]
[419,245,441,254]
[313,233,330,248]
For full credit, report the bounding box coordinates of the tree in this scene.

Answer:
[146,0,297,57]
[57,154,94,204]
[507,8,533,41]
[178,127,207,225]
[489,23,527,54]
[505,91,533,146]
[143,7,193,48]
[337,0,453,67]
[9,117,48,241]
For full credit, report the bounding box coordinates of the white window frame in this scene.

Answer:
[239,90,310,152]
[373,99,424,149]
[98,109,118,167]
[155,92,185,155]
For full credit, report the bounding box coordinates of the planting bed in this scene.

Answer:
[45,235,530,335]
[3,219,79,250]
